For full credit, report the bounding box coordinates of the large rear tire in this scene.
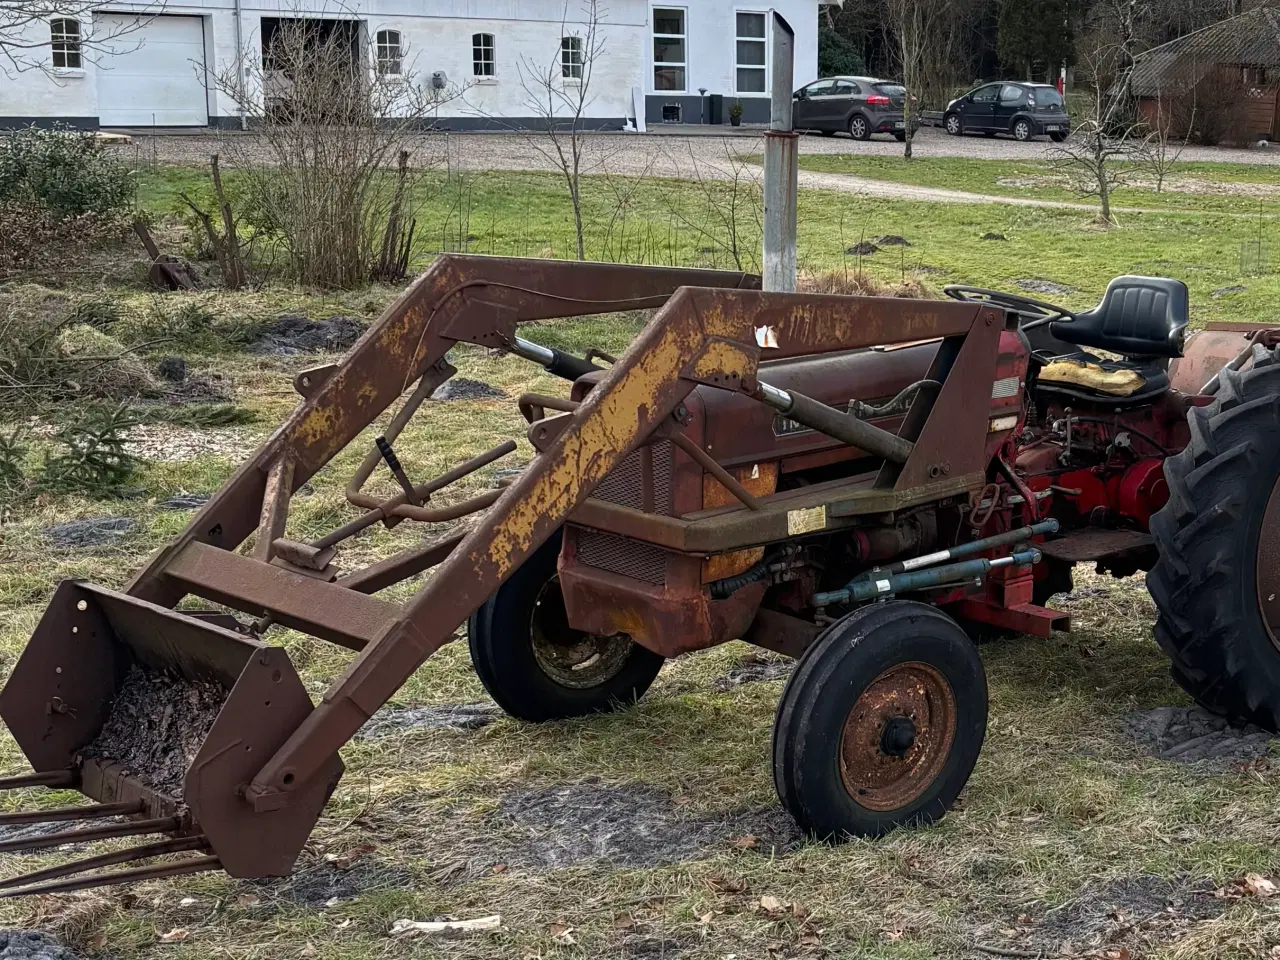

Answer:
[772,601,987,839]
[1148,347,1280,730]
[468,530,664,721]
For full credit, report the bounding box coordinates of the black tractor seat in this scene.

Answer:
[1035,276,1188,405]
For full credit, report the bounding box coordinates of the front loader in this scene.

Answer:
[2,256,1278,893]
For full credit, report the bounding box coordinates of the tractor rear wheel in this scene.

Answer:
[1148,347,1280,730]
[468,530,664,722]
[772,601,987,838]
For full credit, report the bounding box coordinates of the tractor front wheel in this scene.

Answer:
[468,530,664,722]
[772,601,987,838]
[1148,347,1280,730]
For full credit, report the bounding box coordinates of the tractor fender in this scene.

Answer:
[1169,328,1268,396]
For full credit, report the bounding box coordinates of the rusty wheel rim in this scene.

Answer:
[530,578,633,690]
[838,662,957,812]
[1258,477,1280,648]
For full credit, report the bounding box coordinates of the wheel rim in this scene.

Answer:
[838,662,958,812]
[1258,477,1280,648]
[530,577,634,689]
[1015,122,1029,140]
[852,119,866,137]
[946,116,959,134]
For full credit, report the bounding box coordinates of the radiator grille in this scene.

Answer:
[589,441,673,514]
[577,531,667,585]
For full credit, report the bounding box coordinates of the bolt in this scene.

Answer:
[76,600,87,612]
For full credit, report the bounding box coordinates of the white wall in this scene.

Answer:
[0,0,819,126]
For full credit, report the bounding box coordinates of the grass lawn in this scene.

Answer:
[1,165,1278,958]
[789,152,1280,218]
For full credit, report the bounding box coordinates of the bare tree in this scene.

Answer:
[659,140,762,272]
[881,0,954,159]
[504,0,608,260]
[1048,44,1143,225]
[1,2,153,76]
[215,16,461,288]
[1137,83,1190,192]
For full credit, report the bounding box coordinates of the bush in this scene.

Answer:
[0,126,135,219]
[38,405,139,495]
[818,25,865,78]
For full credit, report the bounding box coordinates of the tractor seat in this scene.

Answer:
[1049,275,1189,359]
[1036,276,1187,405]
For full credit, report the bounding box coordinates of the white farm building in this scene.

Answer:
[0,0,827,130]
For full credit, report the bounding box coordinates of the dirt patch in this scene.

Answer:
[84,665,227,800]
[247,858,414,907]
[496,781,802,871]
[913,265,948,276]
[432,378,506,401]
[156,356,187,382]
[623,936,689,958]
[713,654,793,691]
[0,819,124,857]
[0,931,87,960]
[1016,278,1077,296]
[1123,706,1273,765]
[157,492,211,511]
[845,241,879,256]
[248,315,364,356]
[357,702,501,738]
[43,517,136,548]
[975,875,1223,956]
[1212,284,1247,298]
[875,235,911,247]
[980,232,1008,241]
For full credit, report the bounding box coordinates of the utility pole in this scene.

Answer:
[762,11,797,293]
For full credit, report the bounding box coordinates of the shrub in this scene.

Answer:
[818,25,865,78]
[38,405,139,495]
[0,126,135,219]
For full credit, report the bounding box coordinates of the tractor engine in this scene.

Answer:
[555,327,1032,657]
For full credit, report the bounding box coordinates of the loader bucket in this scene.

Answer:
[0,580,342,895]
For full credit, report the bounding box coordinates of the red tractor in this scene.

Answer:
[1,260,1277,893]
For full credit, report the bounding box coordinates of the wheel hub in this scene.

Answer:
[838,662,957,811]
[1258,477,1280,648]
[530,578,634,689]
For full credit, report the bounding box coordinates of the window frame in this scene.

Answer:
[472,31,496,79]
[651,6,686,94]
[560,34,583,81]
[733,10,768,97]
[50,18,83,71]
[374,28,403,76]
[999,83,1025,103]
[971,84,1000,103]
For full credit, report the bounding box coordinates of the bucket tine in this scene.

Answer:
[0,771,76,791]
[0,855,221,900]
[0,816,180,855]
[0,837,209,891]
[0,800,144,826]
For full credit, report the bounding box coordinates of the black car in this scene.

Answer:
[944,82,1070,142]
[793,76,908,141]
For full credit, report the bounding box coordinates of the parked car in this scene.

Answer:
[793,76,908,141]
[944,82,1070,142]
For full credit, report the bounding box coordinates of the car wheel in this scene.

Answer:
[893,131,906,142]
[849,115,871,141]
[1049,131,1067,143]
[944,113,962,136]
[1013,119,1033,142]
[820,129,835,137]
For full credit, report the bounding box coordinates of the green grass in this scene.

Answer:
[0,165,1279,958]
[787,153,1280,216]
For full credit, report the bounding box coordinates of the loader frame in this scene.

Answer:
[0,254,1006,890]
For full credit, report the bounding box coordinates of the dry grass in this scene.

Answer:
[0,284,1279,958]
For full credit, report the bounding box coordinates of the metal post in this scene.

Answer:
[762,11,798,293]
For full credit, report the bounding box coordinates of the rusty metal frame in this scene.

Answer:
[0,253,1008,890]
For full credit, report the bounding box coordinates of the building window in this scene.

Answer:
[375,29,402,75]
[735,12,766,93]
[652,8,685,92]
[1242,64,1267,87]
[561,35,582,79]
[51,18,82,70]
[472,32,495,77]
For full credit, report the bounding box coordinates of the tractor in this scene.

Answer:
[0,256,1276,894]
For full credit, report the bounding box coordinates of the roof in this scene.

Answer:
[1130,6,1280,97]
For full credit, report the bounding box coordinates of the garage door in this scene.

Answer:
[95,14,208,127]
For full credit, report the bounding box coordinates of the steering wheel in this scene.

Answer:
[943,285,1076,332]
